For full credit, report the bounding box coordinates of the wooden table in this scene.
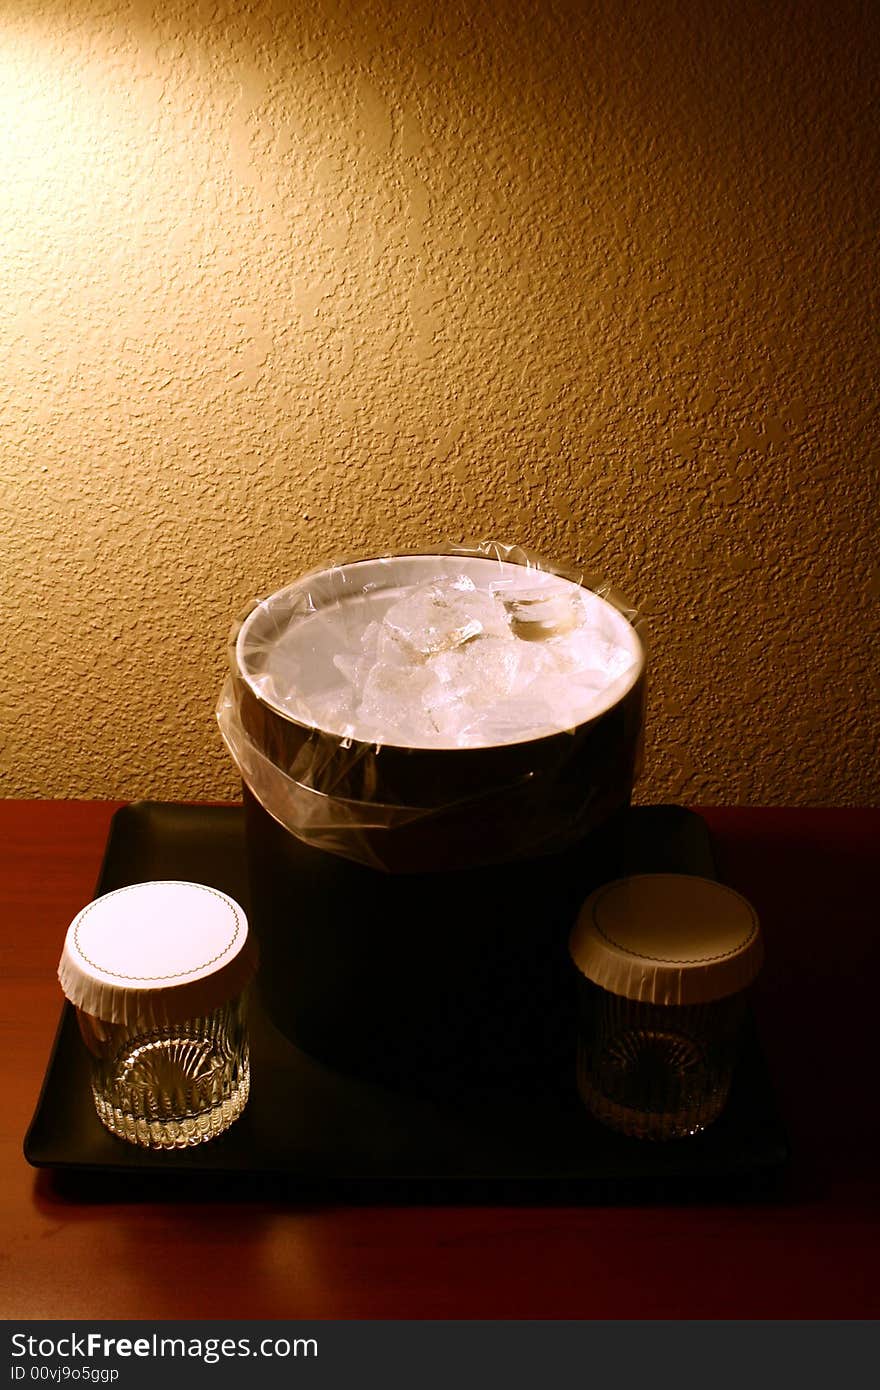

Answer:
[2,802,877,1319]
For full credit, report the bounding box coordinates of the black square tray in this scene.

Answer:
[25,803,789,1201]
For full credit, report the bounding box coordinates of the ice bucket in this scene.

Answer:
[218,546,646,1089]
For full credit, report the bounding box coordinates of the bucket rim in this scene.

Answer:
[232,549,646,754]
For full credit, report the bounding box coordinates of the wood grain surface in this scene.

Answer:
[2,801,878,1319]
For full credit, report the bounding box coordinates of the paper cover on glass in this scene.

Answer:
[58,881,257,1028]
[569,874,763,1006]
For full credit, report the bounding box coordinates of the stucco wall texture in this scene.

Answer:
[1,0,877,806]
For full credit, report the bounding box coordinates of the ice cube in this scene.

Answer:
[381,577,508,658]
[501,586,586,641]
[457,695,562,746]
[357,661,448,744]
[333,652,368,685]
[431,635,524,706]
[305,684,358,732]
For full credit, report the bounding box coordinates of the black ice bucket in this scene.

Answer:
[219,549,647,1093]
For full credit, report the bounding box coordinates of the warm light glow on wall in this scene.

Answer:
[0,0,877,806]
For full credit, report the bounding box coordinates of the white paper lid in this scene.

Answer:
[569,874,762,1005]
[58,881,257,1027]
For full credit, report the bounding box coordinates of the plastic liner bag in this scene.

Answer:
[216,541,648,873]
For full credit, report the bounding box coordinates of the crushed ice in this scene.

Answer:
[278,575,638,747]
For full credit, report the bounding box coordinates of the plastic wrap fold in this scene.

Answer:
[217,540,647,872]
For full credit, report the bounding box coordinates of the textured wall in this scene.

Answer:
[1,0,877,805]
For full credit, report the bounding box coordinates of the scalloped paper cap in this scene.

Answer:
[58,880,257,1028]
[569,874,762,1006]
